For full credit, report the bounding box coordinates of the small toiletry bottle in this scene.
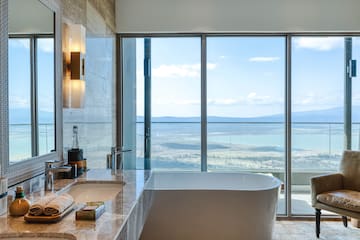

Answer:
[9,186,31,216]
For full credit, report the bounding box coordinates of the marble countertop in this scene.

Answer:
[0,169,152,240]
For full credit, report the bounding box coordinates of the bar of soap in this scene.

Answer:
[75,201,105,221]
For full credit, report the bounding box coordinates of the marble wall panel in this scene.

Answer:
[61,0,116,169]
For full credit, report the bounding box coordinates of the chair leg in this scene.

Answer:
[342,216,348,227]
[316,209,321,238]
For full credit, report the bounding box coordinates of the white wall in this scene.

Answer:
[9,0,53,34]
[116,0,360,33]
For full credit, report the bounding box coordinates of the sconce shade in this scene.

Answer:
[63,23,86,109]
[63,79,85,108]
[69,24,86,53]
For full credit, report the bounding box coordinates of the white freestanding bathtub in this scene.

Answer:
[141,172,281,240]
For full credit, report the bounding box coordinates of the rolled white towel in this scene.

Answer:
[44,193,74,216]
[29,194,57,216]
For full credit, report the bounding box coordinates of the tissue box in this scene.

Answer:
[75,201,105,221]
[0,178,8,215]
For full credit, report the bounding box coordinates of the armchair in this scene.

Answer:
[311,150,360,238]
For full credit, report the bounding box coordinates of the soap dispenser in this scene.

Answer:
[9,186,30,216]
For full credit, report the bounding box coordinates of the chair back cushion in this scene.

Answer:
[340,150,360,191]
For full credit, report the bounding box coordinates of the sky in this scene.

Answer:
[135,36,360,118]
[8,36,360,120]
[8,38,54,123]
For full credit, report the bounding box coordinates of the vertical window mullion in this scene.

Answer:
[30,36,38,157]
[201,35,207,172]
[144,38,151,170]
[285,35,292,217]
[344,38,352,150]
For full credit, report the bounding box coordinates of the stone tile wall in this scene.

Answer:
[61,0,116,169]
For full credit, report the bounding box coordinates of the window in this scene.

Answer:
[8,36,55,164]
[120,34,358,217]
[124,37,201,170]
[207,37,285,214]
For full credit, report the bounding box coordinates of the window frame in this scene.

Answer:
[1,0,63,186]
[118,33,360,218]
[8,34,55,162]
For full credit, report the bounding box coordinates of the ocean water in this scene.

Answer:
[9,124,55,163]
[136,122,360,172]
[9,122,360,173]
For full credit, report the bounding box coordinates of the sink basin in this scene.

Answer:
[0,233,76,240]
[65,181,123,203]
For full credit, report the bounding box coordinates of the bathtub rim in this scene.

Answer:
[145,171,282,191]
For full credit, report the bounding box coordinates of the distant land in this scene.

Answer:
[9,106,360,124]
[137,106,360,123]
[9,109,54,124]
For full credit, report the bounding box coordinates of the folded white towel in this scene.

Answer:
[44,193,74,216]
[29,194,57,216]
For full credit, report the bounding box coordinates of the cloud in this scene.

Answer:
[173,100,200,105]
[292,92,343,110]
[9,38,54,53]
[38,39,54,53]
[246,92,272,104]
[153,63,216,78]
[207,63,217,70]
[207,94,283,106]
[9,39,29,49]
[294,37,343,51]
[9,96,29,108]
[248,57,280,62]
[208,98,238,105]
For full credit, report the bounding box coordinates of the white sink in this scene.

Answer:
[0,233,76,240]
[65,181,123,203]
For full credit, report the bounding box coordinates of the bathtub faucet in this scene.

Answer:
[45,160,71,191]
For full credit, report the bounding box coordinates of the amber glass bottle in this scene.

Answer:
[9,186,31,216]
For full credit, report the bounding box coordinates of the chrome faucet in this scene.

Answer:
[110,147,131,175]
[45,160,71,191]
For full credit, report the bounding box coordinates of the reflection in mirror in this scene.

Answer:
[8,0,54,164]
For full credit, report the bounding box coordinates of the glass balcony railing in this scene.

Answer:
[9,123,55,163]
[10,121,357,172]
[136,122,356,173]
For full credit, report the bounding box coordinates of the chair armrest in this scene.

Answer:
[310,173,344,206]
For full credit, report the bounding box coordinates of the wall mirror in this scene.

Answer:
[4,0,63,185]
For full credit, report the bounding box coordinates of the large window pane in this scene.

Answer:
[151,38,201,170]
[207,37,286,214]
[291,37,344,214]
[63,37,115,169]
[9,38,32,163]
[133,38,201,170]
[37,38,55,155]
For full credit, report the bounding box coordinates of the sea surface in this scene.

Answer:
[8,122,360,174]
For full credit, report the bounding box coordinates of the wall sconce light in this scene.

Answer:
[63,24,86,108]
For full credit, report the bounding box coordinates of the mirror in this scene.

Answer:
[8,0,55,165]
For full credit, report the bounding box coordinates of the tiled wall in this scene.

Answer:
[0,0,9,176]
[61,0,116,169]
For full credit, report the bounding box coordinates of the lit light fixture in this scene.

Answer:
[63,24,86,108]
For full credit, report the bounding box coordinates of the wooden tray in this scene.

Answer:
[24,204,74,223]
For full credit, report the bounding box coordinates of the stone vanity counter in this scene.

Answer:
[0,170,152,240]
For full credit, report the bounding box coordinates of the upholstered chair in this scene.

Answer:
[311,150,360,238]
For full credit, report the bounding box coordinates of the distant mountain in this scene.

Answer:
[137,106,360,123]
[11,106,360,124]
[9,109,54,124]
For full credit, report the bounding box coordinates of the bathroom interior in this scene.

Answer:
[1,0,360,239]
